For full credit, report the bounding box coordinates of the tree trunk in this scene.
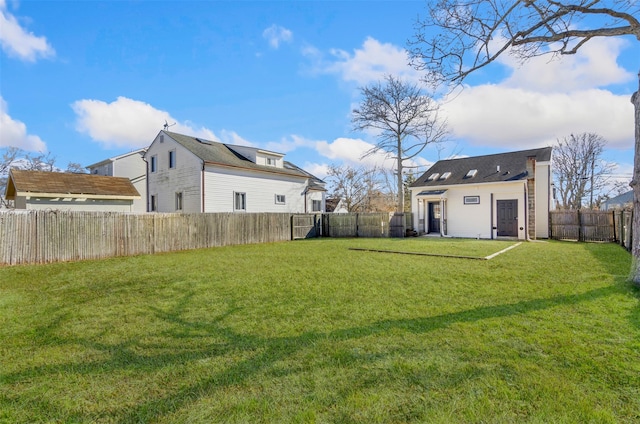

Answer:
[397,136,404,214]
[631,71,640,284]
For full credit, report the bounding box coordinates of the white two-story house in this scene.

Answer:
[144,131,326,213]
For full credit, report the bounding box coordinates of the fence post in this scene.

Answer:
[577,209,582,242]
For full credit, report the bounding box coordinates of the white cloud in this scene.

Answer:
[0,96,46,151]
[441,37,636,152]
[500,37,634,92]
[218,129,254,147]
[72,96,217,148]
[0,1,55,61]
[442,86,633,150]
[307,37,421,85]
[265,134,317,153]
[262,24,292,49]
[303,162,330,180]
[315,137,396,169]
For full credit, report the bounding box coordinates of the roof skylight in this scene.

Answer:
[428,173,440,181]
[465,169,478,178]
[439,172,452,180]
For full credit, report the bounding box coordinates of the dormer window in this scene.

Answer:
[465,169,478,178]
[266,157,277,167]
[428,173,440,181]
[439,172,452,180]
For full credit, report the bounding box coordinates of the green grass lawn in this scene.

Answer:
[0,238,638,423]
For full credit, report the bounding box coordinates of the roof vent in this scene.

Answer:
[465,169,478,178]
[439,171,452,180]
[428,173,440,181]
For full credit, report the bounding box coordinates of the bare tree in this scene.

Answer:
[408,0,640,282]
[65,162,88,174]
[0,148,58,208]
[554,133,615,209]
[326,164,387,213]
[352,74,448,213]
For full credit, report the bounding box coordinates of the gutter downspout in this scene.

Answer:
[490,193,494,240]
[201,163,205,213]
[524,184,529,241]
[143,156,150,212]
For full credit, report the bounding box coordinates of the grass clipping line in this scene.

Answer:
[349,242,523,261]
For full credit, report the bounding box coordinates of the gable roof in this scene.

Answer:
[603,190,633,208]
[86,148,147,169]
[5,169,141,200]
[162,131,324,183]
[411,147,552,188]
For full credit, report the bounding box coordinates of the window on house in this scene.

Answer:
[150,155,157,173]
[175,192,183,211]
[275,194,286,204]
[312,200,322,212]
[428,173,440,181]
[465,169,478,178]
[234,192,246,211]
[169,150,176,169]
[267,157,277,166]
[439,171,452,180]
[150,195,158,212]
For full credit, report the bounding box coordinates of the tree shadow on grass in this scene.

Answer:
[0,284,623,423]
[116,284,620,423]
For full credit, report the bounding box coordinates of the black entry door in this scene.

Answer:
[497,200,518,237]
[428,202,441,233]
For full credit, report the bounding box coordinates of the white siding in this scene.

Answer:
[535,161,551,238]
[146,134,203,213]
[306,190,325,213]
[412,181,528,240]
[88,150,147,213]
[203,165,308,213]
[21,197,135,212]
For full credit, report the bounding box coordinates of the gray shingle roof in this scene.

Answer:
[411,147,552,188]
[164,131,323,182]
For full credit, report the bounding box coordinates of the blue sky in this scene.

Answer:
[1,0,637,185]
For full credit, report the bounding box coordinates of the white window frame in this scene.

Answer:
[275,194,286,205]
[150,155,157,173]
[464,195,480,205]
[175,192,183,211]
[168,150,176,169]
[266,157,277,167]
[311,199,322,212]
[234,192,246,211]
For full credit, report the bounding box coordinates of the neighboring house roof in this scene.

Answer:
[603,190,633,209]
[86,148,148,169]
[325,198,340,212]
[162,131,324,182]
[5,169,141,200]
[411,147,552,188]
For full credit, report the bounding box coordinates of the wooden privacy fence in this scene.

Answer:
[550,209,634,251]
[291,212,411,239]
[0,211,292,266]
[1,211,413,265]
